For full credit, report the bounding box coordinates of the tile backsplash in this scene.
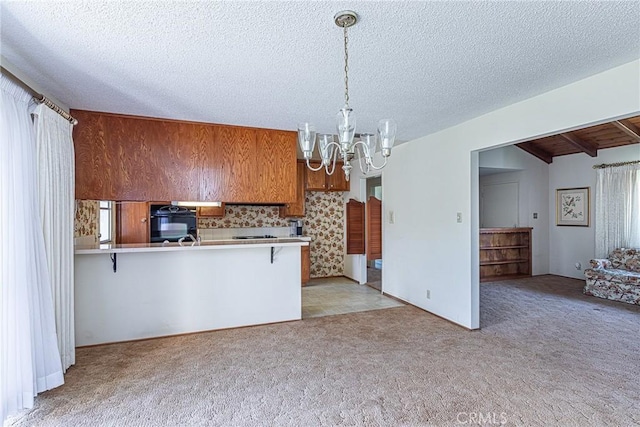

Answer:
[198,192,344,278]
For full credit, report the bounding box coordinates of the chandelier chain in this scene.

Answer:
[343,24,349,107]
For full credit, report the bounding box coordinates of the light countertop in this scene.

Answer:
[75,237,310,255]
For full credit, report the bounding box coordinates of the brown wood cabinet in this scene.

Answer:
[279,162,306,218]
[304,162,350,192]
[479,227,532,282]
[72,110,297,204]
[301,245,310,285]
[116,202,149,244]
[197,204,225,218]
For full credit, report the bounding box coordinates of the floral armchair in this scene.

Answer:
[583,248,640,305]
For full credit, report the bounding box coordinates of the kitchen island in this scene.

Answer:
[74,238,309,346]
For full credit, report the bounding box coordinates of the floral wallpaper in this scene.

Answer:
[198,192,344,278]
[75,199,98,240]
[198,206,289,228]
[304,192,344,278]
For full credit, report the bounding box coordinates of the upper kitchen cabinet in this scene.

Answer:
[255,129,297,203]
[304,161,350,192]
[279,162,306,218]
[73,111,297,204]
[197,204,225,218]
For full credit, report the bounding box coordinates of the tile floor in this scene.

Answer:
[302,276,404,319]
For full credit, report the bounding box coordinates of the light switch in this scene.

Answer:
[389,211,395,224]
[456,212,462,223]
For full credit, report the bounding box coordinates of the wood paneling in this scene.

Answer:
[479,227,532,282]
[516,114,640,162]
[366,196,382,261]
[116,202,149,244]
[73,111,297,203]
[346,199,365,255]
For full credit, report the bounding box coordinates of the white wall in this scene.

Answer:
[382,59,640,329]
[548,144,640,279]
[479,145,550,275]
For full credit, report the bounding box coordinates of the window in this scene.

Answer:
[595,163,640,257]
[99,201,113,243]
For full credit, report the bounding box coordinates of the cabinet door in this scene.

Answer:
[197,204,225,218]
[106,115,201,201]
[305,162,327,191]
[213,125,257,202]
[116,202,149,244]
[328,166,350,191]
[301,245,311,285]
[255,130,297,203]
[279,163,306,218]
[74,111,114,200]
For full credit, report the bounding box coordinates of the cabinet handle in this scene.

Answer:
[141,218,147,223]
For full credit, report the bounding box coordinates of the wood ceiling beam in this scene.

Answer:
[612,120,640,142]
[515,142,553,164]
[558,133,598,157]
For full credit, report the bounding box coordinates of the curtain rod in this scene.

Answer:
[592,159,640,169]
[1,66,78,125]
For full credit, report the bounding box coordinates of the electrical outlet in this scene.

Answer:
[533,213,538,219]
[427,290,431,299]
[575,262,582,270]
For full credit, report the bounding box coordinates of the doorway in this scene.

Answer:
[366,176,382,291]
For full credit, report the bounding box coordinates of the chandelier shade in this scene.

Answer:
[297,10,396,181]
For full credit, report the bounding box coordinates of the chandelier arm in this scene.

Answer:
[357,147,369,175]
[353,142,371,175]
[366,157,389,171]
[324,142,341,175]
[306,158,326,172]
[352,141,371,159]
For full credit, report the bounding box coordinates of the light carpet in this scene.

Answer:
[8,275,640,426]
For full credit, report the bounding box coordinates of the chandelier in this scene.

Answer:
[298,10,396,181]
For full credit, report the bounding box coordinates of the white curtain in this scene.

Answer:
[32,104,76,372]
[0,77,64,423]
[595,163,640,257]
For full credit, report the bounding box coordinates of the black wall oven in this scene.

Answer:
[149,205,197,243]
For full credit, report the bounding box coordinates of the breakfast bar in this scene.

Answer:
[74,239,309,346]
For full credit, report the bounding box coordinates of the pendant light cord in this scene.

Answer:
[343,24,350,108]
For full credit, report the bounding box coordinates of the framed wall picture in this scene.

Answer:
[556,187,590,226]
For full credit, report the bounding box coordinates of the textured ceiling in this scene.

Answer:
[2,1,639,143]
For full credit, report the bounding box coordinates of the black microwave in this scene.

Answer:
[149,205,197,243]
